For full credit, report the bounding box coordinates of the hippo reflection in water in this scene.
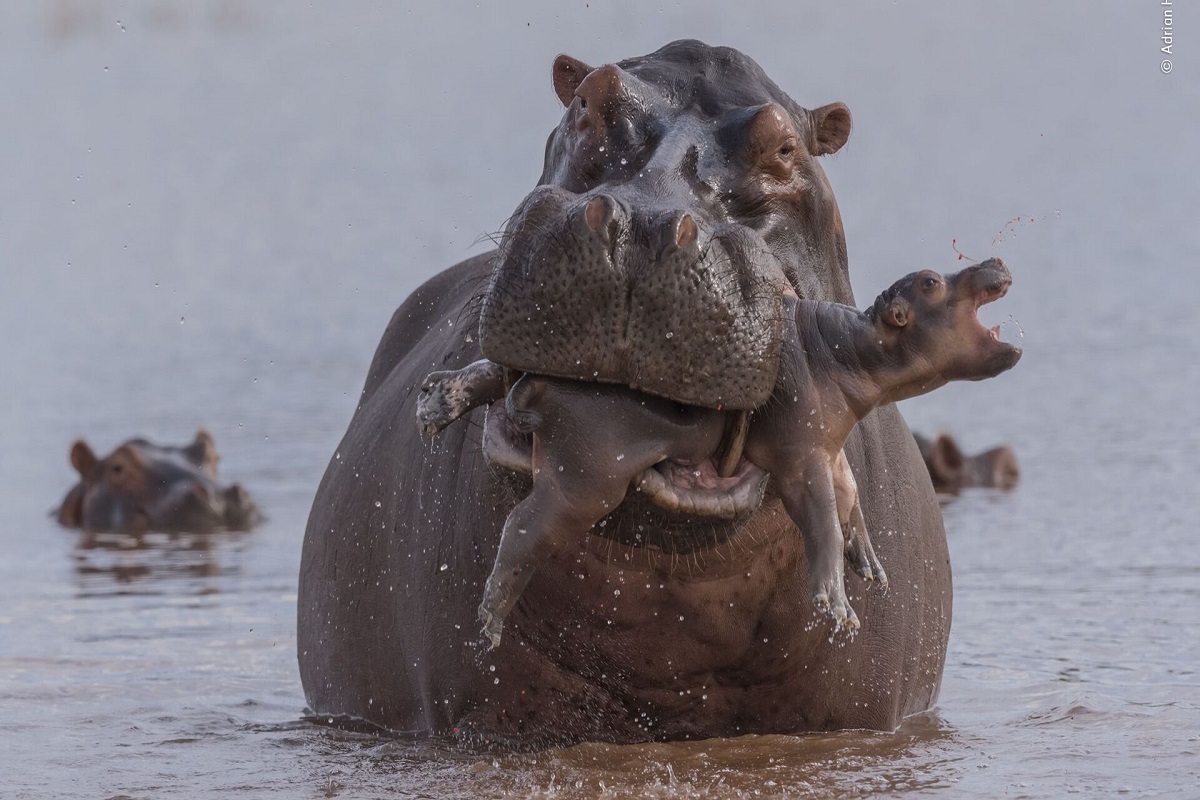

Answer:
[56,430,261,535]
[299,40,1017,746]
[419,260,1021,645]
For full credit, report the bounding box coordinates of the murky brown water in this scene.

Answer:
[2,1,1198,797]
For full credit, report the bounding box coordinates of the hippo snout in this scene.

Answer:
[959,258,1012,303]
[479,185,788,410]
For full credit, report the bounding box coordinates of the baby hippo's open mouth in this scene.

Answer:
[482,393,769,521]
[968,258,1020,350]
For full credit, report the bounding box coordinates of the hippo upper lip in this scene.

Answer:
[974,278,1011,308]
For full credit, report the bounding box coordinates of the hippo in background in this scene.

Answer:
[913,431,1020,494]
[55,430,262,535]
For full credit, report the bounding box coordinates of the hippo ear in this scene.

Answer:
[186,429,220,477]
[930,434,965,485]
[808,102,852,156]
[553,54,594,107]
[70,440,98,477]
[882,296,910,328]
[56,483,85,528]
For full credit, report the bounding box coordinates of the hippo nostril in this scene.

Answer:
[584,195,618,240]
[674,213,698,249]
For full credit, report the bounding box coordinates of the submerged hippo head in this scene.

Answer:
[55,430,262,534]
[479,40,854,410]
[915,432,1020,495]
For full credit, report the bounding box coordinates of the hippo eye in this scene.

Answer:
[110,464,124,475]
[777,145,793,158]
[922,277,939,290]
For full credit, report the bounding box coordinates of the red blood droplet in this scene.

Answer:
[951,239,976,262]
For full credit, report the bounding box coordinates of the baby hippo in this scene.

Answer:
[55,430,262,535]
[419,259,1021,647]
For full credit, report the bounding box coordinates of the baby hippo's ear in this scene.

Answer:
[882,296,910,328]
[70,440,98,477]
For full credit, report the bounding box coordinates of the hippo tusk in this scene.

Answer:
[716,410,750,478]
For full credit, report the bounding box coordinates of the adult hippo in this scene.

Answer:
[299,40,952,747]
[914,432,1021,495]
[56,430,262,534]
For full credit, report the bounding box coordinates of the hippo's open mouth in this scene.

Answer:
[634,453,768,519]
[482,391,769,521]
[970,265,1018,349]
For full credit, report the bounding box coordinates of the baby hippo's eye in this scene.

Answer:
[922,277,939,290]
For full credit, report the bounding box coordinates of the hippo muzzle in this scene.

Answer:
[479,185,788,410]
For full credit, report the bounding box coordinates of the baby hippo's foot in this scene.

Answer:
[416,359,508,437]
[416,371,475,437]
[478,603,504,650]
[844,522,889,589]
[811,573,861,631]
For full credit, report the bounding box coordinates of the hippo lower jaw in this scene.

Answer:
[634,456,768,520]
[482,394,769,521]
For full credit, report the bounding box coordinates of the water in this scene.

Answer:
[2,1,1198,797]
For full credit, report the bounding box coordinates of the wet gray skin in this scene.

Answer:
[914,432,1020,494]
[55,430,262,535]
[418,259,1021,646]
[301,41,970,746]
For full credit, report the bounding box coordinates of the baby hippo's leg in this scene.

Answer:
[833,450,888,588]
[416,359,507,436]
[478,433,643,648]
[777,460,860,630]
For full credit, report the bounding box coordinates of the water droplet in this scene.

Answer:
[665,332,673,339]
[439,563,448,571]
[616,453,625,461]
[374,500,382,508]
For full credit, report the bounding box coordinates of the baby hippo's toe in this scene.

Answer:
[812,585,861,631]
[845,530,889,589]
[416,371,467,436]
[478,604,504,650]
